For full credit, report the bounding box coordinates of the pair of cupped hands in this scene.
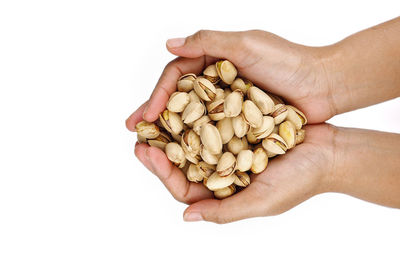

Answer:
[125,30,376,223]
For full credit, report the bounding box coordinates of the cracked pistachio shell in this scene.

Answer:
[216,117,234,144]
[205,171,236,191]
[242,100,263,128]
[247,86,275,115]
[200,124,223,155]
[193,77,217,101]
[214,184,236,199]
[200,145,221,165]
[170,132,182,143]
[188,90,202,103]
[207,99,225,121]
[216,152,237,177]
[137,134,147,144]
[214,88,225,101]
[286,105,307,130]
[177,73,196,92]
[197,161,216,179]
[216,60,237,85]
[185,151,201,164]
[159,110,183,135]
[135,121,160,139]
[232,114,249,138]
[167,92,190,113]
[203,64,220,84]
[147,131,172,151]
[251,116,275,139]
[192,115,211,135]
[181,129,201,157]
[231,78,253,95]
[266,150,277,158]
[234,171,250,187]
[268,93,285,105]
[224,90,243,117]
[227,136,248,155]
[246,130,261,145]
[262,133,288,155]
[181,102,205,124]
[279,121,296,149]
[165,142,186,168]
[251,148,268,174]
[187,163,204,183]
[296,129,306,145]
[236,149,254,172]
[271,104,288,125]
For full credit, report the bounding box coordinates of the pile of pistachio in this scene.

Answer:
[136,60,307,199]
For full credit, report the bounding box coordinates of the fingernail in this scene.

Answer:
[184,212,203,222]
[167,38,186,48]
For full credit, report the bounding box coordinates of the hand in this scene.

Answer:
[134,124,336,223]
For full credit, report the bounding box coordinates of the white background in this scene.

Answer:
[0,0,399,266]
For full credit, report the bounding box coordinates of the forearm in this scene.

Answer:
[327,17,400,115]
[330,127,400,208]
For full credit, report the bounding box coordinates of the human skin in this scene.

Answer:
[126,17,400,223]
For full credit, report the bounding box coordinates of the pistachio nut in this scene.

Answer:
[236,149,254,172]
[193,77,217,101]
[192,115,211,135]
[242,100,263,128]
[135,121,160,139]
[181,129,201,157]
[295,129,306,145]
[188,90,202,103]
[137,134,147,144]
[200,123,223,155]
[147,131,172,151]
[216,152,237,177]
[166,92,190,113]
[181,102,205,124]
[165,142,186,168]
[271,104,288,125]
[216,117,234,144]
[251,116,275,139]
[279,121,296,149]
[232,114,249,138]
[170,132,182,143]
[272,125,279,134]
[216,60,237,85]
[159,110,183,135]
[266,150,277,158]
[200,144,221,165]
[234,171,250,187]
[262,133,288,155]
[214,184,236,199]
[177,73,196,92]
[231,77,253,94]
[207,99,225,121]
[197,161,216,179]
[286,105,307,130]
[227,136,249,155]
[214,88,225,101]
[246,130,261,145]
[187,163,204,183]
[251,147,268,174]
[247,86,275,115]
[223,90,243,118]
[223,88,232,97]
[205,171,236,191]
[203,64,220,84]
[268,93,285,105]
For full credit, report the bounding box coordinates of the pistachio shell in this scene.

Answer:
[271,104,288,125]
[227,136,248,155]
[181,102,205,124]
[192,115,211,135]
[262,133,288,155]
[251,148,268,174]
[135,121,160,139]
[216,117,234,144]
[242,100,263,128]
[216,60,237,85]
[200,145,221,165]
[177,73,196,92]
[200,124,222,155]
[224,90,243,117]
[197,161,216,179]
[231,78,253,95]
[246,130,261,145]
[223,88,232,97]
[286,105,307,130]
[295,129,306,145]
[279,121,296,149]
[251,116,275,139]
[181,130,201,158]
[214,184,236,199]
[193,77,217,101]
[236,149,254,172]
[187,163,204,183]
[216,152,236,177]
[247,86,275,115]
[234,171,250,187]
[207,99,225,121]
[214,88,225,101]
[147,131,171,151]
[159,110,183,135]
[167,92,190,113]
[165,142,186,168]
[268,93,285,105]
[188,90,202,103]
[232,114,249,138]
[137,134,147,144]
[206,171,236,191]
[203,64,220,84]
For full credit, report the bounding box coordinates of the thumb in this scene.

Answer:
[166,30,247,63]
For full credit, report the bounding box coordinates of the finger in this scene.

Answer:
[134,142,156,173]
[143,56,216,122]
[144,145,213,204]
[166,30,248,66]
[126,101,148,131]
